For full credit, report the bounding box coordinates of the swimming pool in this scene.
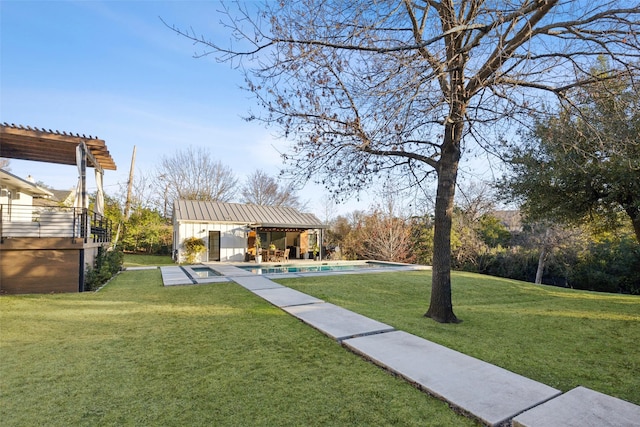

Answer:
[238,261,408,275]
[184,266,222,278]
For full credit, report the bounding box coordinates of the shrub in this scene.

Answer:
[183,237,206,264]
[84,247,124,291]
[470,248,539,282]
[459,237,639,294]
[569,236,640,294]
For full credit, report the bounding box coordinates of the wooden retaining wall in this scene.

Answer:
[0,238,87,294]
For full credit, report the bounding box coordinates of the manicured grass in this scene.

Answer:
[0,270,477,427]
[280,271,640,405]
[123,253,174,267]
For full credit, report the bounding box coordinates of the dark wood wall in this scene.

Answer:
[0,238,83,294]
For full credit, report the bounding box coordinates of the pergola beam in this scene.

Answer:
[0,123,117,171]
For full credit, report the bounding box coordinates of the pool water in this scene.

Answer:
[190,267,222,278]
[240,262,403,275]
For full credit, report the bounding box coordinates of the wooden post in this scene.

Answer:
[124,145,136,220]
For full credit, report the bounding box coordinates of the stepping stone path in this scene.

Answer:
[343,330,561,426]
[159,264,640,426]
[284,302,395,341]
[512,386,640,427]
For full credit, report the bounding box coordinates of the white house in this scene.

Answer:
[172,200,326,263]
[1,169,55,234]
[1,169,53,205]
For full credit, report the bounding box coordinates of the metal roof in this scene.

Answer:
[0,123,117,171]
[174,200,326,229]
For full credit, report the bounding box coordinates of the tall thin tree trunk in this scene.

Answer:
[535,246,547,284]
[425,125,461,324]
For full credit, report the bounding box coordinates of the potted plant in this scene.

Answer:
[255,235,262,263]
[313,243,320,261]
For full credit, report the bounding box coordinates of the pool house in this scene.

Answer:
[172,200,326,263]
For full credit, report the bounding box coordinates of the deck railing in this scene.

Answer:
[0,203,112,244]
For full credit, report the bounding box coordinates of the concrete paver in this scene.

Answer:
[160,266,193,286]
[193,277,230,284]
[205,264,255,277]
[342,330,562,427]
[512,386,640,427]
[251,287,324,307]
[258,272,305,280]
[232,275,286,291]
[283,302,395,341]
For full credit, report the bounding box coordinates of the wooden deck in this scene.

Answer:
[0,237,84,294]
[1,205,112,294]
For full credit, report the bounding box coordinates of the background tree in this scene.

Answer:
[349,181,416,262]
[450,207,488,269]
[450,182,497,267]
[240,169,306,209]
[499,63,640,243]
[0,158,10,170]
[410,214,435,265]
[337,211,367,260]
[324,214,352,259]
[157,146,238,205]
[120,207,172,254]
[117,172,160,216]
[170,1,640,322]
[519,221,581,285]
[361,210,416,263]
[318,194,338,225]
[477,214,512,248]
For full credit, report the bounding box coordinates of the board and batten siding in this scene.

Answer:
[177,221,248,263]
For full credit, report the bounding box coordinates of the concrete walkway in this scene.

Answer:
[159,265,640,426]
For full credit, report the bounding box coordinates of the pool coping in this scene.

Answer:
[208,261,429,281]
[160,261,430,286]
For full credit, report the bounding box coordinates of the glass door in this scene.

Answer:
[208,231,220,261]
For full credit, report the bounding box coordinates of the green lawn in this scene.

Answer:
[280,270,640,405]
[0,270,477,427]
[123,253,174,267]
[2,269,637,426]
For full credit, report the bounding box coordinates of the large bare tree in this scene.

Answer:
[169,1,640,322]
[157,146,238,205]
[240,169,306,209]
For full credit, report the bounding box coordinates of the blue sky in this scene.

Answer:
[1,0,370,215]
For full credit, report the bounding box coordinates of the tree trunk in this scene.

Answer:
[633,217,640,245]
[425,126,461,324]
[535,246,547,284]
[624,206,640,244]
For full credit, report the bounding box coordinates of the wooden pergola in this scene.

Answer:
[0,123,118,294]
[0,123,116,171]
[1,123,117,214]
